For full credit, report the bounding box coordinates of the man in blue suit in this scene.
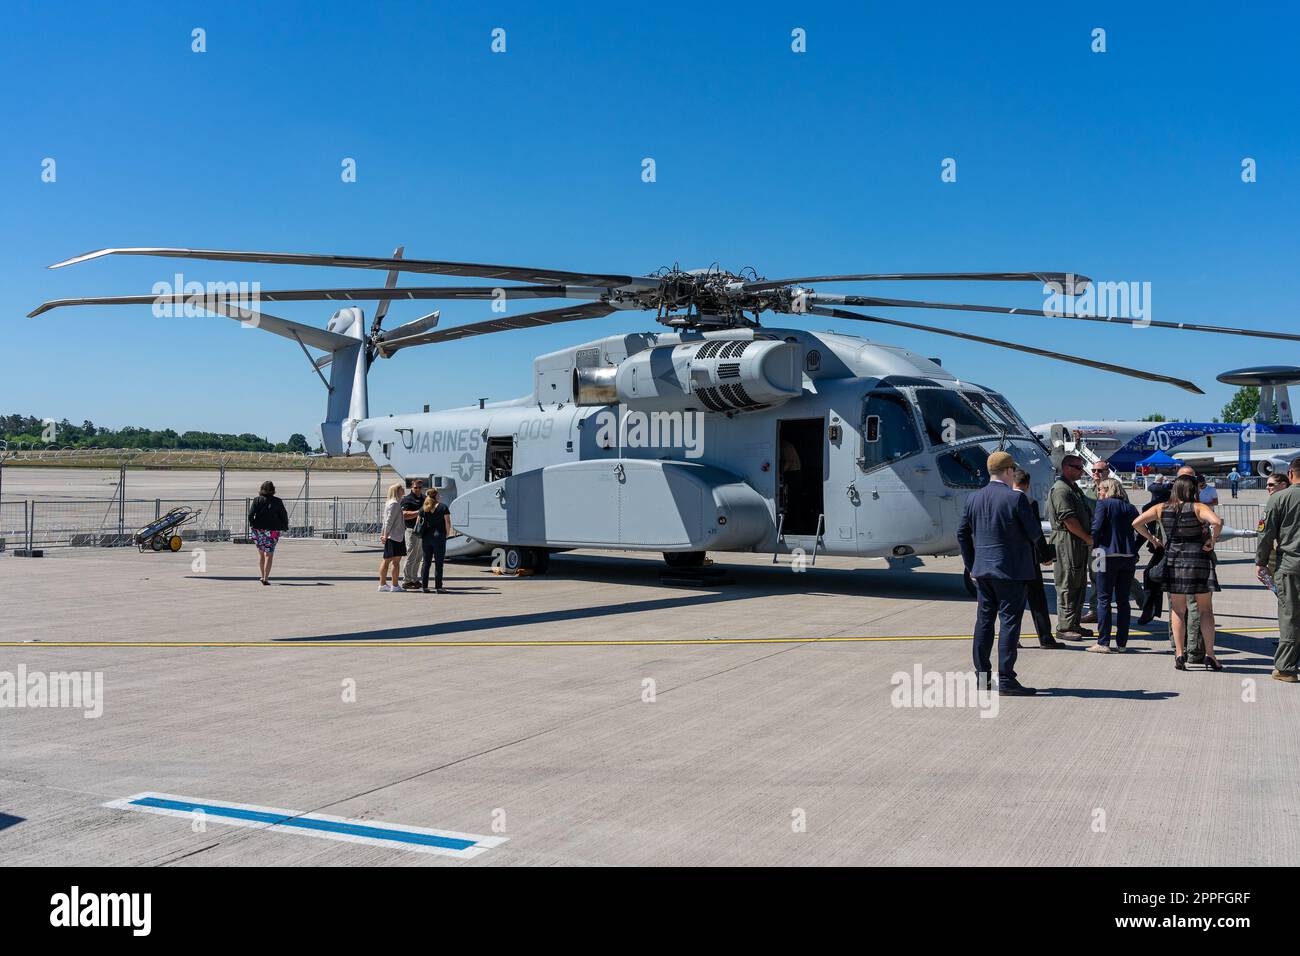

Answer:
[957,450,1046,696]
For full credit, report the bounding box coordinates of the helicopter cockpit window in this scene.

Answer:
[860,391,922,472]
[937,444,990,487]
[962,391,1019,435]
[914,388,991,446]
[987,390,1034,436]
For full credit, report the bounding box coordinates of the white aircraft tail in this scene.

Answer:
[319,307,369,456]
[188,301,373,456]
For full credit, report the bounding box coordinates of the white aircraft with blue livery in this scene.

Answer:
[1034,366,1300,476]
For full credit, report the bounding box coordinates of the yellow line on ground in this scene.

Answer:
[0,628,1279,648]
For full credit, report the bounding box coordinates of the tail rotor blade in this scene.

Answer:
[370,246,404,337]
[383,310,440,340]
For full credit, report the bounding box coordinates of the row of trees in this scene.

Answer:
[1,414,315,454]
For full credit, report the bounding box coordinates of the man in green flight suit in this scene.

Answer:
[1080,461,1104,624]
[1047,454,1094,640]
[1256,459,1300,683]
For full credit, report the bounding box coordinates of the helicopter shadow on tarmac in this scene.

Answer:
[276,552,972,643]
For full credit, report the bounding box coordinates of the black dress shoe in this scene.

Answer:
[1038,637,1064,648]
[999,682,1038,696]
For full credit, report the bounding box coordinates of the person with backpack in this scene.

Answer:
[247,480,290,586]
[416,488,454,592]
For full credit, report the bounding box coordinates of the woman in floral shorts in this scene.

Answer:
[247,481,290,585]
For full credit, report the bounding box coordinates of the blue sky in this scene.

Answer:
[3,0,1297,441]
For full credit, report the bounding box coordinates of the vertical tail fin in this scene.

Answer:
[321,307,369,456]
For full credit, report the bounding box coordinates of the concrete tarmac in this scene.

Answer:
[0,539,1293,866]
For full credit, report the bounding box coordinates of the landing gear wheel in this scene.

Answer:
[168,535,183,552]
[663,551,706,569]
[150,535,165,552]
[501,546,533,573]
[531,550,550,574]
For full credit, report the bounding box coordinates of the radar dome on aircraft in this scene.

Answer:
[1217,366,1300,424]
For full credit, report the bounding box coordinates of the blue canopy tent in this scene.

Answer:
[1135,449,1182,470]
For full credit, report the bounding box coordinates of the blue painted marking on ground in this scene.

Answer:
[129,796,476,850]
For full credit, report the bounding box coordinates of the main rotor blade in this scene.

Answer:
[746,272,1090,294]
[805,306,1203,394]
[812,293,1300,344]
[27,285,586,317]
[377,301,617,356]
[48,247,655,289]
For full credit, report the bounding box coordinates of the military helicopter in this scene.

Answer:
[30,247,1300,573]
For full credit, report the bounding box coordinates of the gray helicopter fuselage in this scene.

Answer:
[354,326,1054,559]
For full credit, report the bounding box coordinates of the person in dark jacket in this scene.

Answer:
[399,478,427,590]
[957,451,1046,696]
[1088,478,1141,652]
[1014,469,1061,648]
[247,480,290,585]
[417,488,453,592]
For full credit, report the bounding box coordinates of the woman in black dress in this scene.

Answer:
[1133,475,1224,670]
[247,480,290,585]
[417,489,453,593]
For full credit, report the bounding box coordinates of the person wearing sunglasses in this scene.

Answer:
[1258,474,1291,591]
[1257,462,1300,682]
[1047,455,1094,640]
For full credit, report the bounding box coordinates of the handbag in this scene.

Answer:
[1146,546,1168,587]
[413,512,428,536]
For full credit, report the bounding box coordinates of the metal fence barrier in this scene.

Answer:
[5,497,386,550]
[0,500,30,552]
[1217,503,1264,554]
[2,495,1267,554]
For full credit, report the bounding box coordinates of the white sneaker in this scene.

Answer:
[377,584,391,592]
